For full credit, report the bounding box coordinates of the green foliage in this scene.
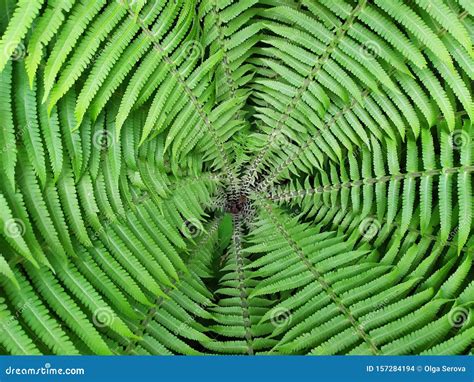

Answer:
[0,0,472,355]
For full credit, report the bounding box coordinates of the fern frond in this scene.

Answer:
[0,0,471,357]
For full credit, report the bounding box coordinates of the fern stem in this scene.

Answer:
[232,214,254,355]
[211,0,238,99]
[269,166,474,201]
[230,215,255,355]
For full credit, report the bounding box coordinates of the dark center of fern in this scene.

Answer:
[226,193,248,214]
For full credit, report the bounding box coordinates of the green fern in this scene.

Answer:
[0,0,472,356]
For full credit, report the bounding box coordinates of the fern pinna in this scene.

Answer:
[0,0,472,356]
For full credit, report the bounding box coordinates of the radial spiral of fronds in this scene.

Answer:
[0,0,473,355]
